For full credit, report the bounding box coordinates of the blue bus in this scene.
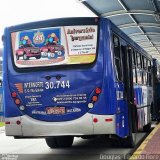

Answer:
[3,17,153,148]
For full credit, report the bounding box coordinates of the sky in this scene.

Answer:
[0,0,96,48]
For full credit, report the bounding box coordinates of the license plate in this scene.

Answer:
[46,107,65,115]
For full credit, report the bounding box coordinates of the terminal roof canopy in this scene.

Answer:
[79,0,160,61]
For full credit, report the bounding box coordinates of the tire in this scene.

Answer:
[36,56,41,59]
[57,51,65,57]
[120,133,136,148]
[45,136,74,148]
[16,54,19,60]
[143,123,151,133]
[43,52,48,57]
[48,52,58,59]
[23,53,29,60]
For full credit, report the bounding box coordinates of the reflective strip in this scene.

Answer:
[116,91,124,100]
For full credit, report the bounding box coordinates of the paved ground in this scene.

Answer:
[0,127,148,160]
[130,123,160,160]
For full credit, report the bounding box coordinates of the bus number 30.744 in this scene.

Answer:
[45,81,70,89]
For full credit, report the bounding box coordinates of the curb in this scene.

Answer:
[129,123,160,160]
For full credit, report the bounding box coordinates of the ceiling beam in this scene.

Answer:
[142,46,157,49]
[134,40,160,43]
[128,32,160,37]
[81,0,160,56]
[150,0,160,21]
[117,0,160,55]
[153,54,160,56]
[149,52,160,54]
[118,0,160,54]
[141,45,160,49]
[119,23,160,29]
[102,10,156,18]
[152,55,160,57]
[142,48,155,51]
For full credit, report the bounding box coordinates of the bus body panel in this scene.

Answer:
[3,17,153,138]
[89,19,117,115]
[5,114,116,136]
[8,70,103,122]
[5,18,106,123]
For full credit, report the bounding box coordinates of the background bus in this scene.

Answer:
[152,58,160,121]
[3,17,153,148]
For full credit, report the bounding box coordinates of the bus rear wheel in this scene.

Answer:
[45,136,74,148]
[23,53,29,60]
[143,123,151,133]
[16,54,19,60]
[36,56,41,59]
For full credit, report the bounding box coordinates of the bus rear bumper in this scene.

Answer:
[5,113,116,137]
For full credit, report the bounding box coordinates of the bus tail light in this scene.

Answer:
[95,87,101,94]
[92,95,98,102]
[11,92,22,106]
[11,92,17,98]
[105,118,113,122]
[88,103,94,108]
[5,121,10,124]
[15,98,21,105]
[19,105,25,111]
[88,87,102,108]
[16,120,21,125]
[93,118,98,123]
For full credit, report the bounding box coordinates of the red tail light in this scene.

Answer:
[15,98,21,105]
[105,118,113,122]
[93,118,98,123]
[92,95,98,102]
[5,121,10,124]
[16,120,21,125]
[11,92,17,98]
[95,87,101,94]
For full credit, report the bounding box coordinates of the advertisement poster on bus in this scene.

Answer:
[11,25,98,68]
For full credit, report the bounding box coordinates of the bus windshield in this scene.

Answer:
[11,25,98,68]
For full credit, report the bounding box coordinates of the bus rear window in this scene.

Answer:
[11,25,98,68]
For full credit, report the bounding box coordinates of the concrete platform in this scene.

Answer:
[130,123,160,160]
[0,126,5,134]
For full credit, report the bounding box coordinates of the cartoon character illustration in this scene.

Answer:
[46,33,59,45]
[16,36,41,60]
[40,33,65,59]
